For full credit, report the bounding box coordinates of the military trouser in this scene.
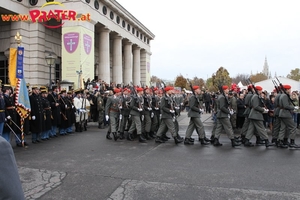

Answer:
[119,115,129,133]
[151,113,159,133]
[128,115,142,135]
[143,114,152,133]
[185,117,205,139]
[245,119,268,140]
[98,110,104,126]
[109,114,119,133]
[241,117,250,136]
[272,116,281,139]
[215,118,234,140]
[156,118,177,138]
[230,113,237,129]
[279,117,297,140]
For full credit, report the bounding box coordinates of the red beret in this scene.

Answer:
[283,85,291,89]
[136,87,143,92]
[193,86,199,90]
[222,85,228,90]
[247,85,252,89]
[114,88,121,93]
[255,86,263,91]
[273,89,277,93]
[153,87,158,91]
[164,86,174,91]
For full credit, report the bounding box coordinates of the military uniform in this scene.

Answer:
[40,89,52,140]
[278,85,299,148]
[245,86,272,147]
[47,86,61,137]
[155,86,183,144]
[142,91,153,139]
[229,93,237,129]
[127,87,146,142]
[96,92,105,129]
[105,88,121,141]
[184,86,209,145]
[240,89,253,142]
[214,85,240,147]
[29,87,44,143]
[119,89,131,139]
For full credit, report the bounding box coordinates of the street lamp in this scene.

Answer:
[45,53,56,87]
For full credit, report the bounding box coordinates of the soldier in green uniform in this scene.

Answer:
[142,88,153,140]
[244,85,273,147]
[213,85,241,147]
[105,88,122,141]
[278,84,300,148]
[228,91,237,132]
[184,85,209,145]
[155,86,183,144]
[127,87,147,143]
[272,89,283,145]
[119,88,131,139]
[240,86,253,144]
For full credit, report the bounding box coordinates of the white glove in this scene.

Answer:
[180,103,183,105]
[129,114,131,119]
[170,110,175,113]
[119,106,122,109]
[148,107,152,111]
[151,112,154,118]
[72,105,74,109]
[155,107,159,110]
[263,108,269,113]
[295,106,299,110]
[199,109,203,114]
[159,114,162,119]
[228,114,230,118]
[105,115,109,121]
[32,116,36,120]
[229,110,234,115]
[141,115,144,121]
[138,108,143,112]
[6,115,11,120]
[119,114,122,120]
[65,105,67,108]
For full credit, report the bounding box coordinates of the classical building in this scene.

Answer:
[0,0,155,88]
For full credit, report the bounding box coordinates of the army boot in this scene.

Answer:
[199,138,210,145]
[213,138,223,146]
[139,134,147,143]
[265,139,274,147]
[244,138,254,147]
[278,140,288,148]
[106,132,112,140]
[184,138,194,145]
[231,139,241,147]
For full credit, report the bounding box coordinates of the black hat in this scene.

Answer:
[52,85,57,90]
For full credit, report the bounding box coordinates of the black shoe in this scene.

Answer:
[289,139,300,148]
[199,138,209,145]
[177,135,184,141]
[155,136,165,143]
[149,132,156,139]
[210,136,215,144]
[36,139,42,143]
[204,137,211,142]
[127,133,134,141]
[112,132,118,141]
[189,137,195,142]
[244,139,254,147]
[241,135,246,144]
[145,133,151,140]
[139,135,147,143]
[163,135,171,140]
[278,140,288,148]
[32,140,37,144]
[231,139,241,147]
[106,132,112,140]
[119,132,124,140]
[234,136,242,143]
[283,138,289,146]
[271,138,277,143]
[256,137,265,145]
[265,139,274,147]
[184,138,194,145]
[174,136,183,144]
[41,138,47,141]
[213,138,223,146]
[54,135,58,137]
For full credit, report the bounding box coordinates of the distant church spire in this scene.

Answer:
[262,56,270,78]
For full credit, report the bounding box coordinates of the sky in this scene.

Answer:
[119,0,300,81]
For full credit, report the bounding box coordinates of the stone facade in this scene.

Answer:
[0,0,154,87]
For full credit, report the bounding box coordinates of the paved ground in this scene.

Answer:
[12,112,300,200]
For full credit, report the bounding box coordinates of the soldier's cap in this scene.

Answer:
[136,87,143,92]
[192,86,199,90]
[283,84,291,90]
[52,85,57,90]
[164,86,174,91]
[40,86,47,90]
[67,90,73,94]
[113,88,121,93]
[40,89,47,94]
[74,88,81,94]
[31,86,39,90]
[255,86,263,91]
[26,83,30,87]
[60,89,66,94]
[222,85,228,90]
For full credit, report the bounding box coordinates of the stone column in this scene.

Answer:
[132,46,141,85]
[99,27,110,83]
[112,35,122,84]
[123,41,132,85]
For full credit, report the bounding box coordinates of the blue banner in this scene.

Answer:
[16,46,24,79]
